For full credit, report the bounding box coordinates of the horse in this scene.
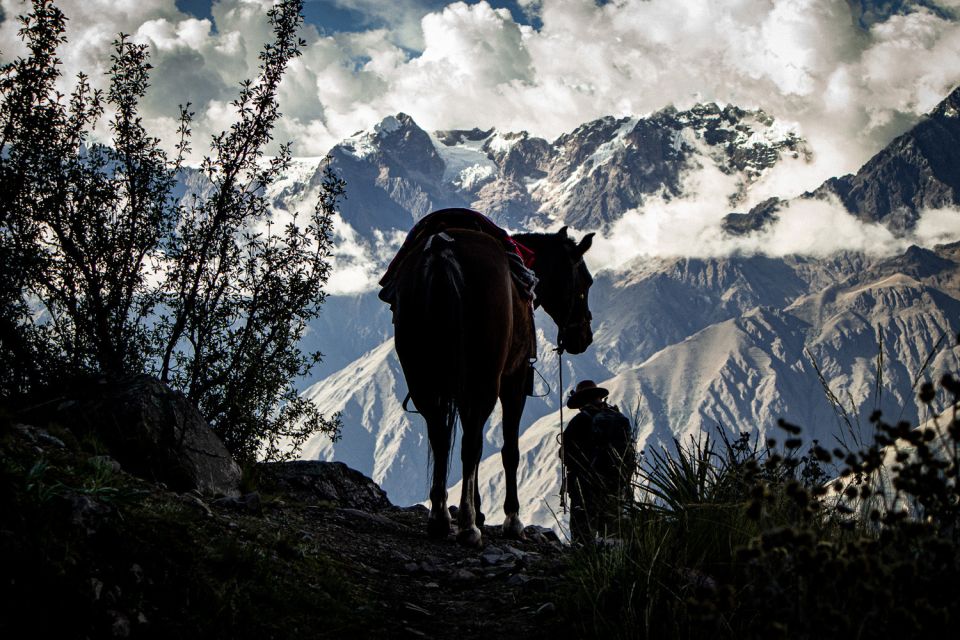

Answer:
[385,208,595,546]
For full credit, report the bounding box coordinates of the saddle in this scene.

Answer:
[378,208,537,306]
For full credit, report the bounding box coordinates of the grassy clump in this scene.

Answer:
[557,372,960,639]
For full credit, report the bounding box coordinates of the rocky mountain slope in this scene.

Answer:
[326,102,807,236]
[731,85,960,234]
[280,88,960,531]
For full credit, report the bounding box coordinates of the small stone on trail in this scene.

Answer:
[523,524,561,543]
[212,492,262,515]
[506,574,531,587]
[504,545,526,560]
[450,568,476,581]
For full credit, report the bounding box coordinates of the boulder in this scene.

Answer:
[20,375,240,497]
[260,460,391,511]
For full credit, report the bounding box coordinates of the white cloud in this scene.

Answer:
[586,162,960,273]
[278,0,960,191]
[324,217,406,294]
[2,0,959,229]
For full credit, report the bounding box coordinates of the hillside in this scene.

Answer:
[0,406,568,639]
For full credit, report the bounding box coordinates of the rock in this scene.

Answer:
[535,602,556,617]
[336,508,398,530]
[523,525,561,543]
[19,375,240,497]
[504,545,527,560]
[260,461,391,511]
[212,492,263,515]
[65,494,113,535]
[450,568,476,582]
[418,560,445,576]
[90,577,105,601]
[506,574,530,587]
[14,423,66,449]
[396,504,428,515]
[109,611,130,638]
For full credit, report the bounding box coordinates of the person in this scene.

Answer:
[562,380,635,543]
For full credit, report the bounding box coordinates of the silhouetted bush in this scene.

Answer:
[559,344,960,639]
[0,0,341,461]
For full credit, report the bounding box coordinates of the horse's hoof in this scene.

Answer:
[456,525,483,547]
[427,515,452,539]
[502,514,525,539]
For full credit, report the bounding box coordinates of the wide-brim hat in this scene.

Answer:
[567,380,609,409]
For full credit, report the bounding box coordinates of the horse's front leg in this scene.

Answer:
[473,447,485,528]
[424,406,453,539]
[499,369,528,539]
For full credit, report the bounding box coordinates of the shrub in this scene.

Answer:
[0,0,341,461]
[558,358,960,639]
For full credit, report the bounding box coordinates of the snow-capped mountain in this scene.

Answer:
[325,101,807,236]
[274,87,960,531]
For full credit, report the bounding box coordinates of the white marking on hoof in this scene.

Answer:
[502,514,525,539]
[456,525,483,547]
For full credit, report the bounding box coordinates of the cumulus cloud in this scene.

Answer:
[325,220,406,295]
[586,162,960,274]
[2,0,959,253]
[4,1,959,173]
[295,0,959,191]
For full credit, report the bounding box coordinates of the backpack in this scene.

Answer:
[589,407,634,483]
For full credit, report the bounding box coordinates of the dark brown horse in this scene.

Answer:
[386,209,594,545]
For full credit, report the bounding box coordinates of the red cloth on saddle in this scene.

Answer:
[379,208,534,288]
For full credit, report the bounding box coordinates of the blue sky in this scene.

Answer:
[175,1,542,41]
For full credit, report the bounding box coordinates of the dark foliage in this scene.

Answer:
[559,351,960,639]
[0,0,341,461]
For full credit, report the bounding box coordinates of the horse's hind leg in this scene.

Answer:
[456,408,490,547]
[499,369,528,538]
[424,406,453,539]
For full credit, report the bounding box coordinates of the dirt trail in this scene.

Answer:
[258,500,570,639]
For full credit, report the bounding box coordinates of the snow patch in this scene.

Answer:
[430,132,498,190]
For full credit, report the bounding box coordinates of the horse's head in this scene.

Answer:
[516,227,595,355]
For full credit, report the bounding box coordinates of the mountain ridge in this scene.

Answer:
[276,89,960,530]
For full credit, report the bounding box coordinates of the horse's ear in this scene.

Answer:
[557,226,568,239]
[578,232,595,255]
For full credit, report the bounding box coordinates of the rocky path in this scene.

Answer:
[234,461,572,639]
[301,506,568,638]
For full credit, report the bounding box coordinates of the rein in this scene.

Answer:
[556,345,568,514]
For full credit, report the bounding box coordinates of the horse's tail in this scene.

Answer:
[422,231,466,453]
